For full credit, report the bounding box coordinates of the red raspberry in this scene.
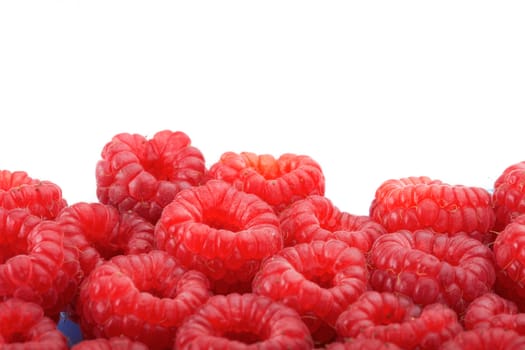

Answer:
[493,161,525,231]
[252,239,368,346]
[325,339,401,350]
[493,214,525,310]
[335,291,462,350]
[370,176,495,242]
[71,336,148,350]
[96,130,206,223]
[464,292,525,333]
[0,298,68,349]
[155,180,283,293]
[207,152,325,212]
[279,195,385,252]
[57,202,155,276]
[440,327,525,350]
[175,293,314,350]
[369,229,495,313]
[0,170,67,219]
[76,250,211,350]
[0,211,82,318]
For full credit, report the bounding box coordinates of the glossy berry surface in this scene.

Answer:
[369,229,495,313]
[335,291,462,350]
[279,195,385,252]
[155,179,283,293]
[0,298,68,349]
[96,130,206,223]
[207,152,325,212]
[370,176,495,241]
[175,293,314,350]
[76,250,211,350]
[252,239,368,345]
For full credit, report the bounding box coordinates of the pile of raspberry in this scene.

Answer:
[3,129,525,349]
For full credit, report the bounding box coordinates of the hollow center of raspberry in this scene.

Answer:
[222,330,262,344]
[203,210,242,232]
[143,160,172,181]
[306,271,334,289]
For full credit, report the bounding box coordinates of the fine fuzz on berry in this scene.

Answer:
[207,152,325,212]
[369,229,496,313]
[175,293,314,350]
[0,298,68,349]
[76,250,211,350]
[279,195,385,252]
[252,239,368,345]
[370,176,495,241]
[335,291,462,350]
[0,169,67,219]
[155,180,283,293]
[96,130,206,223]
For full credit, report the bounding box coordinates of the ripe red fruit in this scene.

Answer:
[492,161,525,231]
[155,180,283,293]
[207,152,325,212]
[252,239,368,345]
[0,211,82,318]
[0,169,67,219]
[71,336,148,350]
[335,291,462,350]
[370,176,495,242]
[279,195,385,252]
[175,293,314,350]
[464,292,525,333]
[493,214,525,310]
[57,202,155,276]
[440,327,525,350]
[325,339,401,350]
[369,229,496,313]
[96,130,206,223]
[0,298,68,349]
[76,250,211,350]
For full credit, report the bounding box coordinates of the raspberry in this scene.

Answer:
[96,130,206,223]
[252,239,368,345]
[76,250,211,350]
[440,328,525,350]
[369,229,495,313]
[155,180,283,293]
[0,298,68,349]
[0,212,82,318]
[175,293,314,350]
[493,214,525,310]
[464,292,525,333]
[207,152,325,212]
[493,161,525,231]
[325,339,401,350]
[335,291,462,350]
[71,336,148,350]
[279,195,385,252]
[57,202,155,276]
[369,176,495,242]
[0,169,67,219]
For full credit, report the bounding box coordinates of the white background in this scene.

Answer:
[1,1,524,216]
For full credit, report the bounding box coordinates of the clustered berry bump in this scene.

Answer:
[2,129,525,349]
